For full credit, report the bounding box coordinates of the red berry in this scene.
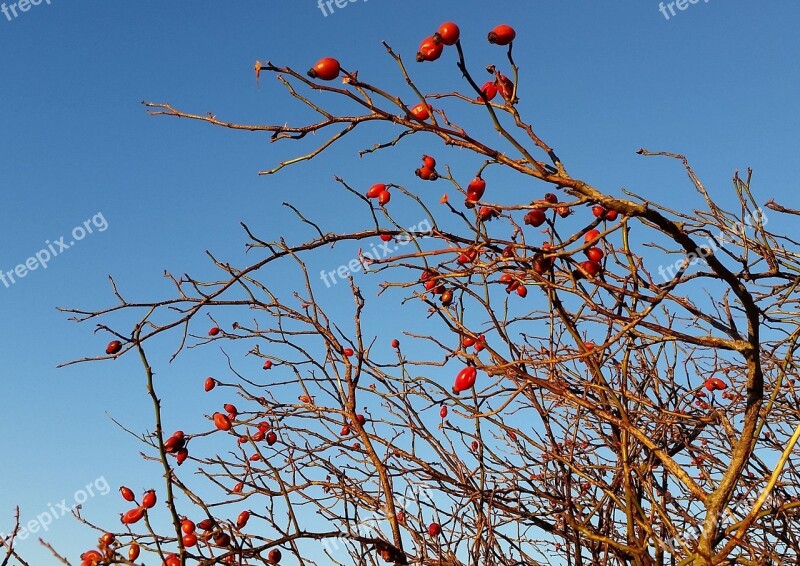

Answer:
[164,434,185,454]
[416,36,443,62]
[236,510,251,529]
[340,425,351,436]
[266,431,278,446]
[119,486,135,502]
[197,518,216,531]
[705,377,727,391]
[391,339,400,348]
[355,414,367,426]
[584,229,601,243]
[579,260,602,278]
[121,507,145,525]
[181,519,196,534]
[416,165,438,180]
[516,285,527,298]
[488,24,516,45]
[440,289,454,306]
[605,209,619,221]
[422,154,436,168]
[128,543,140,561]
[106,340,122,355]
[585,247,604,263]
[478,81,497,101]
[213,532,230,547]
[377,190,391,205]
[142,490,157,509]
[592,205,607,219]
[233,482,244,493]
[176,448,189,465]
[524,209,546,227]
[224,403,238,416]
[344,348,355,357]
[81,550,103,562]
[204,377,216,392]
[208,326,220,336]
[428,522,442,536]
[366,183,387,199]
[434,21,460,45]
[543,193,558,204]
[457,248,478,265]
[183,533,198,547]
[478,206,499,222]
[532,253,553,275]
[556,205,572,218]
[268,549,282,564]
[410,103,430,121]
[466,177,486,201]
[453,366,477,394]
[380,233,393,242]
[440,406,448,418]
[307,57,340,81]
[213,412,232,431]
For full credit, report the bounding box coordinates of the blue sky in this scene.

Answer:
[1,1,799,564]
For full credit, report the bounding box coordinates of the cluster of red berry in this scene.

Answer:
[415,154,438,181]
[93,496,276,565]
[77,487,156,565]
[366,182,391,205]
[300,22,519,128]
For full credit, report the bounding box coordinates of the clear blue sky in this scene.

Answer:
[1,1,798,564]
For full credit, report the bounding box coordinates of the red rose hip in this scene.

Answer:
[488,24,516,45]
[307,57,340,81]
[434,22,460,45]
